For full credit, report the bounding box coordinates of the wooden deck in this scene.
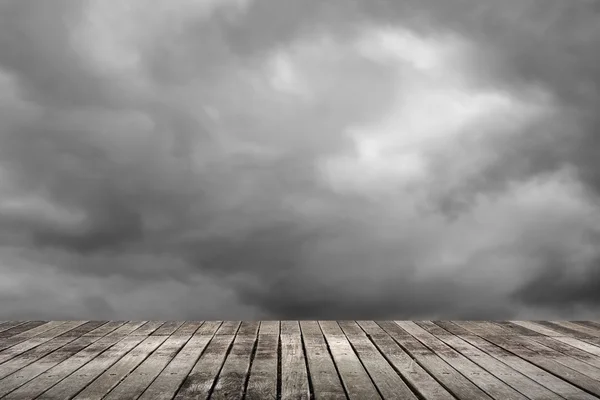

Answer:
[0,321,599,399]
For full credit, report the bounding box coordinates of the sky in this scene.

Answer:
[0,0,599,320]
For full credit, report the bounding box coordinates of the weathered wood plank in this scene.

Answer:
[216,321,242,336]
[508,321,564,337]
[549,336,600,358]
[137,322,220,400]
[528,335,600,369]
[0,322,67,351]
[493,321,544,337]
[35,336,146,400]
[547,321,600,338]
[130,321,166,336]
[356,321,454,400]
[59,321,108,338]
[245,321,279,400]
[0,322,29,335]
[453,330,598,400]
[82,321,126,337]
[300,321,346,400]
[70,335,167,400]
[151,321,185,336]
[1,320,599,400]
[319,321,382,399]
[398,321,528,400]
[339,321,418,400]
[104,321,148,338]
[0,321,87,365]
[172,321,204,336]
[0,322,48,339]
[428,326,564,400]
[477,332,600,396]
[3,334,140,400]
[280,321,310,400]
[377,321,493,400]
[211,321,260,400]
[102,334,192,400]
[0,335,101,398]
[174,323,240,399]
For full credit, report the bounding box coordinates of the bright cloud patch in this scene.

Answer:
[320,27,553,194]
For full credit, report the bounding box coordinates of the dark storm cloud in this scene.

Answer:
[1,0,599,319]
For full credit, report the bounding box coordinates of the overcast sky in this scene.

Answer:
[1,0,599,320]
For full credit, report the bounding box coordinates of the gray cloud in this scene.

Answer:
[0,0,599,320]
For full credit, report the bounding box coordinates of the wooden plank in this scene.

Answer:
[102,334,192,400]
[319,321,382,399]
[544,322,600,344]
[137,322,220,400]
[7,335,142,400]
[0,321,87,365]
[281,320,301,335]
[548,336,600,358]
[196,321,223,335]
[430,329,564,400]
[172,321,204,336]
[174,323,240,399]
[475,332,600,396]
[245,321,279,400]
[338,321,418,400]
[70,335,167,400]
[280,321,310,400]
[300,321,346,399]
[211,321,260,400]
[0,322,47,339]
[432,321,478,337]
[82,321,126,337]
[151,321,185,336]
[59,322,108,338]
[512,336,600,380]
[454,330,598,400]
[0,337,75,380]
[377,321,493,400]
[456,322,600,383]
[574,321,600,331]
[0,322,28,335]
[356,321,453,400]
[130,321,166,336]
[0,335,102,398]
[449,321,507,336]
[35,336,146,400]
[215,320,241,336]
[104,321,147,338]
[528,335,600,369]
[414,321,455,337]
[528,321,596,340]
[492,321,544,337]
[0,322,67,351]
[508,321,564,337]
[398,321,528,400]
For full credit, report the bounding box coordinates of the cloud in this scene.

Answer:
[0,0,599,319]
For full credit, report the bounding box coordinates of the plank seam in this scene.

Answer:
[104,325,202,400]
[241,324,260,400]
[337,321,386,400]
[276,322,282,400]
[358,329,430,400]
[205,322,242,400]
[299,324,315,400]
[317,321,350,400]
[32,323,140,399]
[159,321,223,400]
[460,322,600,399]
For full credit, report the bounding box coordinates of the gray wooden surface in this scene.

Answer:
[0,320,600,399]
